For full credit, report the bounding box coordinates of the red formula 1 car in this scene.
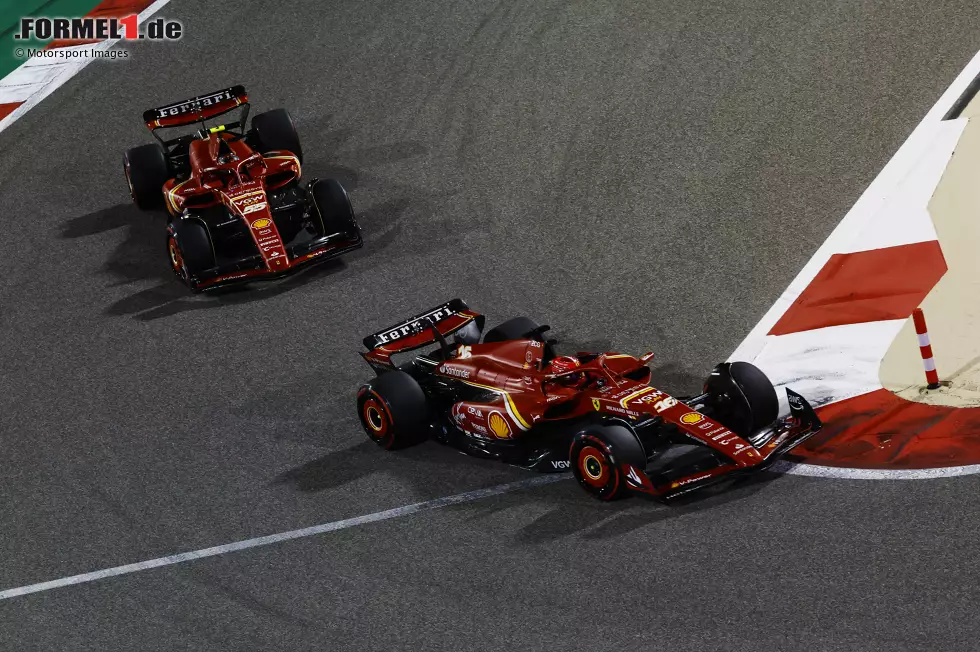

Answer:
[123,85,362,292]
[356,300,822,501]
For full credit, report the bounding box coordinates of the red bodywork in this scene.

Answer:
[145,86,361,289]
[163,134,304,285]
[361,302,817,499]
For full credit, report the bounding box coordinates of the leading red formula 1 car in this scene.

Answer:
[123,85,362,292]
[356,300,822,501]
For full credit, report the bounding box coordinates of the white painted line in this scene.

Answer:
[0,0,174,135]
[773,460,980,480]
[0,474,567,602]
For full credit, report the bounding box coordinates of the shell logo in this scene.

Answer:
[680,412,703,425]
[251,218,271,229]
[488,412,512,439]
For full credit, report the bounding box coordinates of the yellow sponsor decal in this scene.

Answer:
[488,412,512,438]
[592,398,601,411]
[680,412,703,425]
[251,218,271,229]
[208,125,226,133]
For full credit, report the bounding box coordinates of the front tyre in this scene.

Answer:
[704,361,779,438]
[569,424,646,501]
[310,179,357,236]
[357,370,429,450]
[167,219,215,292]
[124,144,170,210]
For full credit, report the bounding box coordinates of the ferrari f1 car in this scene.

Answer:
[123,85,362,292]
[356,300,822,501]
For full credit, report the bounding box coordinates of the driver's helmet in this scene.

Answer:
[216,150,238,165]
[548,355,585,388]
[213,137,239,166]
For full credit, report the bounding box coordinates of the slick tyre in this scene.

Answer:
[124,144,170,210]
[252,108,303,163]
[569,424,646,501]
[704,361,779,438]
[483,317,540,344]
[167,219,215,293]
[357,370,430,450]
[310,179,358,235]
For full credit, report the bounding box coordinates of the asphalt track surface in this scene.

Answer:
[1,1,980,650]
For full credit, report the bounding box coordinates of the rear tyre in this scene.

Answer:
[124,144,169,210]
[704,361,779,438]
[357,370,430,450]
[251,108,303,163]
[310,179,357,235]
[167,219,215,292]
[569,424,646,501]
[483,317,540,344]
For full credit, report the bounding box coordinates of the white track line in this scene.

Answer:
[772,460,980,480]
[0,474,566,602]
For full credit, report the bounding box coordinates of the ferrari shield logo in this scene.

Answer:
[592,398,601,411]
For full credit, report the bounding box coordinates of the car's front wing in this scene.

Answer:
[191,228,363,290]
[621,388,823,501]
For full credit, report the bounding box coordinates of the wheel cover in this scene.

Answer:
[578,445,610,488]
[167,236,186,278]
[365,405,384,432]
[362,396,390,440]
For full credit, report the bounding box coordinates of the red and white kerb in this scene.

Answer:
[912,308,941,390]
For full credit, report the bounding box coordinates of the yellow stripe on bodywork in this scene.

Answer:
[461,379,531,430]
[167,179,190,214]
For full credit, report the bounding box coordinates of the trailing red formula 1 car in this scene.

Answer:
[123,85,362,292]
[356,300,822,501]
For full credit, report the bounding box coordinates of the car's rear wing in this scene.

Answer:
[143,85,249,130]
[361,299,485,370]
[363,299,484,351]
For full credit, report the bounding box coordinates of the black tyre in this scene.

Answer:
[166,219,215,292]
[251,108,303,163]
[357,370,430,450]
[569,424,647,501]
[124,144,169,210]
[483,317,540,344]
[310,179,357,235]
[704,361,779,438]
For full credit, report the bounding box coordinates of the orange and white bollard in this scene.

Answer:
[912,308,941,389]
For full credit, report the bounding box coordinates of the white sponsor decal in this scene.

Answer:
[439,364,471,379]
[374,306,457,345]
[242,202,268,214]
